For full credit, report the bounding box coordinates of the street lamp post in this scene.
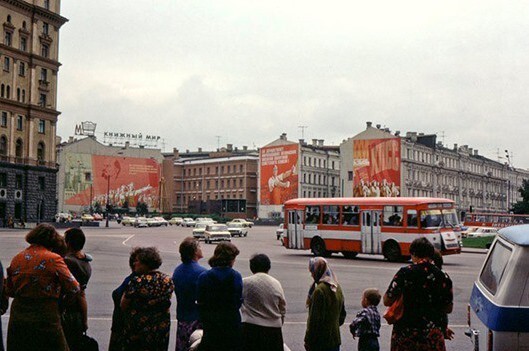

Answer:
[105,174,110,228]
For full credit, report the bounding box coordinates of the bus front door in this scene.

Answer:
[361,211,382,254]
[287,210,303,249]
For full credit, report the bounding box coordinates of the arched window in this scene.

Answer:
[22,21,26,29]
[37,142,45,161]
[0,136,7,156]
[6,85,10,99]
[1,84,4,98]
[22,89,25,102]
[16,88,20,101]
[7,15,11,23]
[15,138,22,158]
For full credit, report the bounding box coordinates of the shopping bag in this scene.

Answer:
[383,294,404,325]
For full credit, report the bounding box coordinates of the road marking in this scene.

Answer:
[122,235,135,246]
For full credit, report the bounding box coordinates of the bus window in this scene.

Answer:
[420,210,442,228]
[323,205,339,225]
[305,206,321,224]
[383,206,403,226]
[342,205,359,225]
[407,210,418,227]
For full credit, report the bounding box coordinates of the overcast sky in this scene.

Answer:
[58,1,529,168]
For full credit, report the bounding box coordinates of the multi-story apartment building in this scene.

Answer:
[164,145,259,219]
[258,133,340,219]
[340,122,529,214]
[0,0,67,222]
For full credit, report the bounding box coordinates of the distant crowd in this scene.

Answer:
[0,224,453,351]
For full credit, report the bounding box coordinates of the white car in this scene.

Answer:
[467,227,498,238]
[121,216,135,226]
[204,224,231,243]
[227,223,248,237]
[134,217,149,228]
[192,223,208,239]
[182,218,196,227]
[195,217,216,225]
[55,213,71,223]
[226,218,254,228]
[168,217,184,226]
[147,217,168,227]
[276,223,285,240]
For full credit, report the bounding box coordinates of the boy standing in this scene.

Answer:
[350,288,381,351]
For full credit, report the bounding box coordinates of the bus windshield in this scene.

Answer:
[421,209,460,228]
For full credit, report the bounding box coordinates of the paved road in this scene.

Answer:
[0,223,485,350]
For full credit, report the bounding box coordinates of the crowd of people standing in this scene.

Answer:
[0,224,454,351]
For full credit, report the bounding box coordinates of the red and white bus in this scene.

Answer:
[282,197,462,261]
[464,212,529,228]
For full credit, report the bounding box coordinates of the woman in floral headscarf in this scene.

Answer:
[304,257,346,351]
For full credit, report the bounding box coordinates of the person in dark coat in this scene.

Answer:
[0,259,5,351]
[197,242,243,351]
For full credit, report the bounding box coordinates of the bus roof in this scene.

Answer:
[499,225,529,246]
[284,197,455,207]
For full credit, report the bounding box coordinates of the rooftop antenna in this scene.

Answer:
[439,131,445,144]
[298,125,308,139]
[215,135,221,150]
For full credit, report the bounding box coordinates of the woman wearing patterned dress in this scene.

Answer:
[383,238,453,351]
[5,224,80,351]
[121,247,175,351]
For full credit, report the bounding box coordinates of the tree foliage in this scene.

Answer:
[511,179,529,214]
[136,202,148,216]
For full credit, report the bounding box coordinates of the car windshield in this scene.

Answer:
[230,223,243,228]
[208,225,227,231]
[196,223,207,229]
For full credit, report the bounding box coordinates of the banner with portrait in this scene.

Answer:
[260,144,299,205]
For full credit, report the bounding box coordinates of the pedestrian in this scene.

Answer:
[109,248,138,351]
[172,237,207,351]
[383,238,453,351]
[121,247,174,351]
[5,224,80,351]
[0,259,5,351]
[349,288,381,351]
[62,227,93,350]
[241,253,286,351]
[304,257,346,351]
[197,242,243,351]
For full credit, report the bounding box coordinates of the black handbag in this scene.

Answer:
[78,333,99,351]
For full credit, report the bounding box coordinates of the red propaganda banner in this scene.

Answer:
[353,138,401,197]
[260,144,299,205]
[65,154,160,210]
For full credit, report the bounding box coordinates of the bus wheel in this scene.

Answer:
[383,241,401,262]
[311,237,329,257]
[342,251,358,259]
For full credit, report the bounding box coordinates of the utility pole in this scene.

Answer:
[298,125,308,139]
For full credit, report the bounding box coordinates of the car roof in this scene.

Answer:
[499,225,529,246]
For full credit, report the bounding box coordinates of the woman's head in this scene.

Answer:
[131,247,162,274]
[208,242,240,267]
[25,224,64,252]
[309,257,330,282]
[64,228,86,252]
[409,237,435,259]
[179,237,202,263]
[249,253,271,274]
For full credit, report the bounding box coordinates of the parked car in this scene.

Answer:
[121,216,135,226]
[461,226,480,238]
[192,223,208,239]
[134,217,149,228]
[55,213,72,223]
[204,224,231,244]
[155,217,168,226]
[182,218,196,227]
[467,227,498,238]
[226,218,254,228]
[195,217,216,225]
[168,217,184,226]
[93,213,103,221]
[467,225,529,350]
[227,223,248,237]
[81,214,94,222]
[276,223,285,240]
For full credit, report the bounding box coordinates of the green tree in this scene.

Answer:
[136,202,148,216]
[94,201,102,214]
[512,179,529,214]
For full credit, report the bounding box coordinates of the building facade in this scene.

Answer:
[258,133,340,219]
[57,136,163,214]
[164,145,259,219]
[340,122,529,214]
[0,0,67,222]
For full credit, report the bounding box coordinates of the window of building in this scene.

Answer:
[85,172,91,181]
[1,112,6,127]
[348,171,353,181]
[4,31,11,46]
[0,173,6,187]
[239,165,243,173]
[22,21,26,29]
[0,84,4,97]
[21,90,25,103]
[40,68,48,82]
[383,206,404,226]
[16,88,20,102]
[44,0,50,9]
[6,85,10,99]
[39,93,47,107]
[15,139,22,157]
[43,22,49,35]
[6,15,11,23]
[239,178,243,187]
[14,203,22,219]
[318,159,321,168]
[15,174,22,189]
[0,136,6,156]
[20,37,27,51]
[37,142,45,161]
[332,161,335,169]
[227,165,231,173]
[16,116,22,130]
[322,205,339,225]
[4,57,10,72]
[41,44,49,58]
[38,177,45,190]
